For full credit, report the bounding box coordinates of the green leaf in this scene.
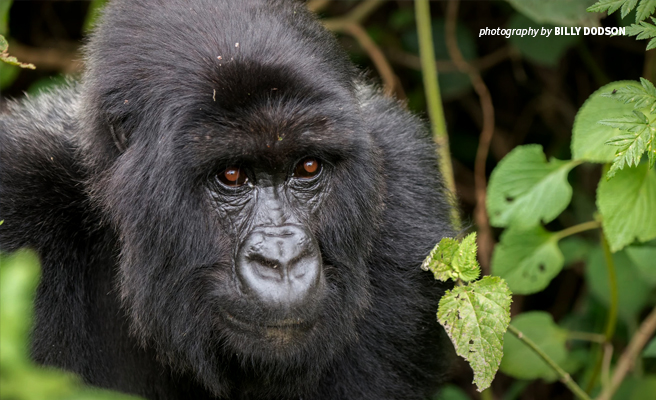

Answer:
[507,14,580,67]
[625,242,656,285]
[487,145,578,229]
[644,337,656,357]
[597,163,656,252]
[586,247,652,319]
[626,18,656,49]
[491,226,564,295]
[421,233,480,283]
[559,236,593,266]
[507,0,601,26]
[437,276,512,392]
[433,384,471,400]
[636,0,656,22]
[452,233,481,283]
[601,110,655,178]
[500,312,569,381]
[587,0,635,16]
[422,237,461,281]
[0,0,12,36]
[572,81,645,162]
[602,77,656,113]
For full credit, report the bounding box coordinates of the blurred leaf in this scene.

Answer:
[437,276,512,392]
[588,0,640,18]
[644,337,656,357]
[83,0,108,33]
[487,145,578,229]
[586,247,651,319]
[500,312,569,381]
[572,81,644,162]
[507,13,580,67]
[389,8,415,31]
[506,0,601,26]
[0,0,12,36]
[0,59,19,89]
[433,384,471,400]
[491,225,564,295]
[597,163,656,252]
[401,19,477,99]
[27,75,68,96]
[625,241,656,285]
[559,236,593,266]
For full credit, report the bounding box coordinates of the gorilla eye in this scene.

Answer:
[293,158,322,179]
[218,167,248,187]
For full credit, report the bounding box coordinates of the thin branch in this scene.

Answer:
[385,46,513,74]
[445,0,494,270]
[597,307,656,400]
[567,331,606,344]
[508,325,592,400]
[415,0,461,230]
[552,219,600,241]
[343,23,400,97]
[322,0,384,31]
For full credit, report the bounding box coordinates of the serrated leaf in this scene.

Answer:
[422,234,481,283]
[422,237,460,281]
[437,276,512,392]
[588,0,631,15]
[637,0,656,22]
[586,247,651,318]
[601,110,654,178]
[452,233,480,283]
[601,78,656,113]
[625,19,656,48]
[597,163,656,252]
[500,312,569,381]
[491,226,564,295]
[487,145,578,229]
[573,81,645,162]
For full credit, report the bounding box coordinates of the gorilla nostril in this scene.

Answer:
[236,225,323,308]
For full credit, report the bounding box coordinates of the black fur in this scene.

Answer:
[0,0,454,399]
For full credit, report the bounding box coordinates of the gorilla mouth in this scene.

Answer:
[222,310,316,338]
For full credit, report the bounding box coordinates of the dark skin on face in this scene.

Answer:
[214,157,326,332]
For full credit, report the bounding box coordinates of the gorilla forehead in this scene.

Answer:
[85,0,356,109]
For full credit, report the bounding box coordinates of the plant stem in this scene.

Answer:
[567,331,606,343]
[597,307,656,400]
[586,230,620,392]
[415,0,461,231]
[553,220,601,241]
[507,325,592,400]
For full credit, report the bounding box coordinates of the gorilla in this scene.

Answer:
[0,0,454,399]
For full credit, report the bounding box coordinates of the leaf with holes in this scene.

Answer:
[491,226,564,295]
[597,163,656,252]
[487,145,578,229]
[437,276,512,392]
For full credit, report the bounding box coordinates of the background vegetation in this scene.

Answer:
[0,1,654,399]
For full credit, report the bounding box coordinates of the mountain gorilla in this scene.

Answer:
[0,0,454,399]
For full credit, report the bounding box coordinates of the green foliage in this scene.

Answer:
[597,163,656,251]
[644,337,656,357]
[0,251,142,400]
[0,35,35,69]
[572,81,644,163]
[636,0,656,21]
[433,384,470,400]
[625,17,656,49]
[507,13,580,67]
[423,233,512,392]
[500,312,571,381]
[422,235,480,282]
[602,77,656,113]
[507,0,601,26]
[625,241,656,284]
[437,276,511,392]
[585,247,652,319]
[0,0,12,36]
[491,226,564,295]
[83,0,109,33]
[487,145,578,229]
[588,0,641,18]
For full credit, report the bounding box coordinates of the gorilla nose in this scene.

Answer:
[236,225,323,308]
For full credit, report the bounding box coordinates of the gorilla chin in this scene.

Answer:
[0,0,455,399]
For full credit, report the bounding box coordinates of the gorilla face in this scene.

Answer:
[82,8,385,384]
